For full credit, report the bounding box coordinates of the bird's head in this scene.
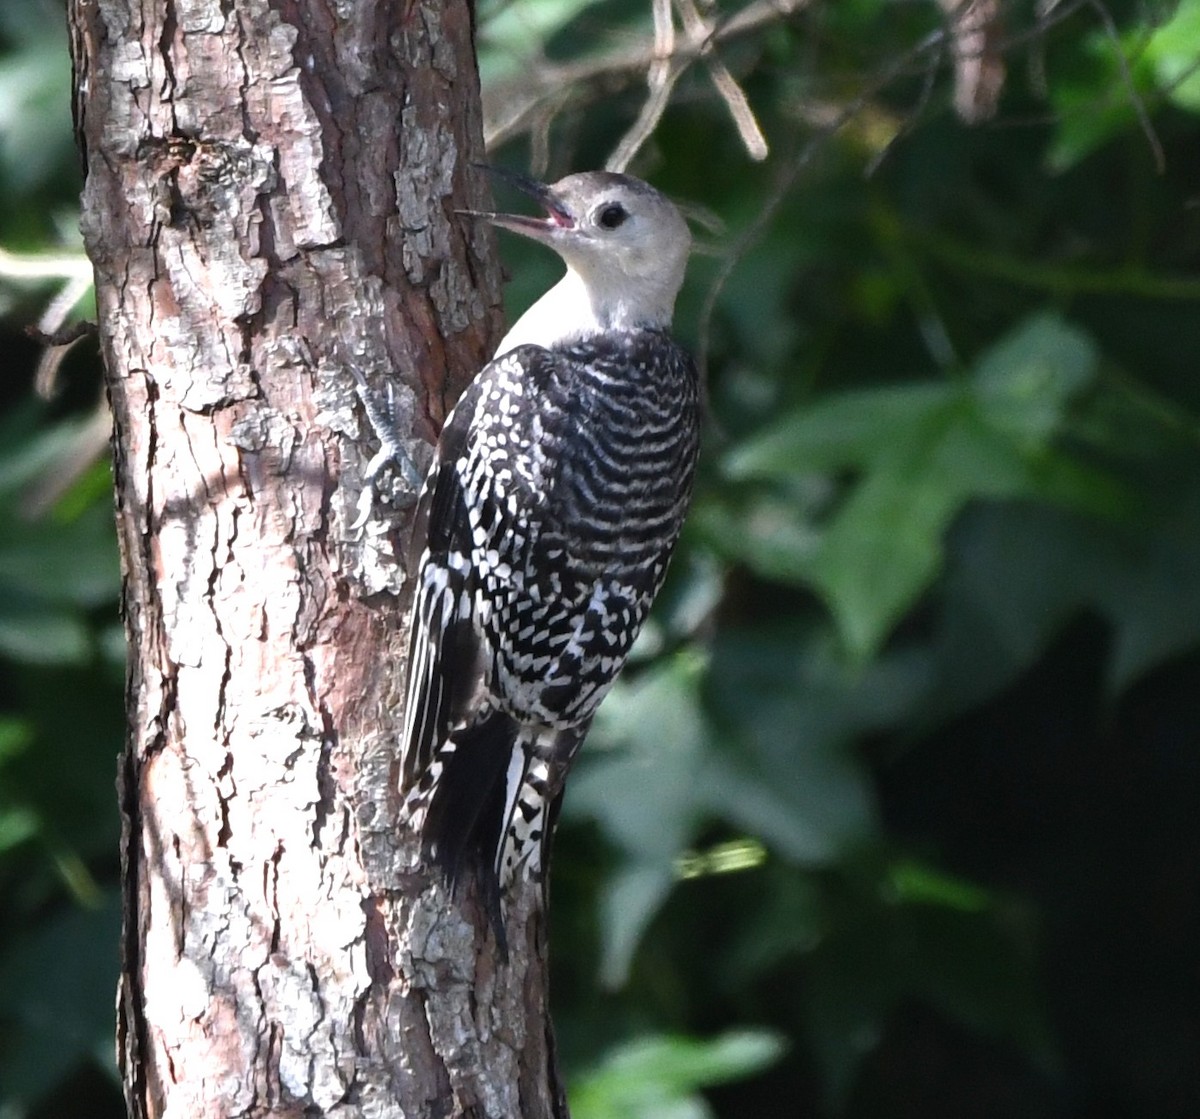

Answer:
[473,168,692,334]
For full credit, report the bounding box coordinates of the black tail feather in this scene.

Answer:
[419,711,517,953]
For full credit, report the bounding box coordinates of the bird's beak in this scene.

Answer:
[456,165,576,241]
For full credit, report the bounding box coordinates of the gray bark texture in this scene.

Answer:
[67,0,568,1115]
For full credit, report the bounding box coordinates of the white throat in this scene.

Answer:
[494,266,674,357]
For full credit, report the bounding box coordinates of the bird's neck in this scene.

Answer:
[494,267,673,357]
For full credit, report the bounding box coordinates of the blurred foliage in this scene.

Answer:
[2,0,1200,1116]
[571,1031,786,1119]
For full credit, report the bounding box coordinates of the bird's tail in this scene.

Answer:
[404,714,576,950]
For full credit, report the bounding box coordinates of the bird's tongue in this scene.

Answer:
[544,201,574,229]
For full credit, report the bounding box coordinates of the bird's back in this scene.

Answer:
[465,329,700,727]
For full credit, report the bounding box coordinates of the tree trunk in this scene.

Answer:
[68,0,568,1114]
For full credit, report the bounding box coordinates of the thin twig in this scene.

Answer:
[484,0,810,149]
[695,27,949,381]
[33,271,96,398]
[0,245,96,399]
[608,0,680,172]
[1086,0,1165,174]
[937,0,1007,124]
[0,245,93,283]
[864,40,942,177]
[676,0,768,160]
[692,0,1123,376]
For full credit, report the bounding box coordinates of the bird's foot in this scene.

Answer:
[351,369,424,532]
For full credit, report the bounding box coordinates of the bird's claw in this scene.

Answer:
[351,370,423,532]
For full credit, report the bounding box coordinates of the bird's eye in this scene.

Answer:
[596,203,628,230]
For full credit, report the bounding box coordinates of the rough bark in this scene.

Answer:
[68,0,567,1114]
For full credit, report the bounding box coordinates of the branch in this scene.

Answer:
[0,245,95,399]
[676,0,768,160]
[484,0,808,150]
[936,0,1007,124]
[607,0,681,172]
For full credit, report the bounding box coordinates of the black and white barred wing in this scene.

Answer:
[398,378,488,794]
[398,346,560,793]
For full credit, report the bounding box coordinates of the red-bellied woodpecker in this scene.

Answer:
[396,170,700,937]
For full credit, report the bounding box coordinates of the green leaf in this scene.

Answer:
[0,718,37,851]
[595,864,677,989]
[1091,483,1200,690]
[701,749,872,867]
[571,628,902,983]
[0,716,32,762]
[478,0,612,83]
[571,1031,786,1119]
[1045,1,1200,171]
[887,858,993,913]
[0,31,74,192]
[704,627,912,858]
[1143,0,1200,112]
[0,414,119,634]
[800,400,993,658]
[569,653,711,982]
[0,804,38,852]
[1044,29,1158,172]
[715,315,1103,660]
[802,874,1049,1106]
[0,504,119,609]
[972,313,1098,444]
[690,491,821,587]
[928,482,1200,718]
[572,651,710,864]
[725,382,951,479]
[0,407,93,498]
[0,891,121,1104]
[0,599,90,664]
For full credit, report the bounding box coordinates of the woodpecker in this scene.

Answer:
[397,169,700,935]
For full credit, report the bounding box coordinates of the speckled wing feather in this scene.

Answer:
[398,376,488,793]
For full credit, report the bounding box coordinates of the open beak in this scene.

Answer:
[457,165,575,241]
